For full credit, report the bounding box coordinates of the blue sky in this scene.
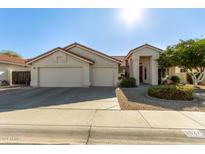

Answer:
[0,8,204,58]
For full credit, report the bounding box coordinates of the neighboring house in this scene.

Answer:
[159,67,205,84]
[159,67,187,83]
[0,54,30,86]
[26,43,121,87]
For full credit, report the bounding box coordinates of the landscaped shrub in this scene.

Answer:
[119,77,136,87]
[148,85,193,100]
[118,72,129,80]
[170,75,180,84]
[0,80,9,86]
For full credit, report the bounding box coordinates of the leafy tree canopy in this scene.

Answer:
[0,50,22,58]
[157,38,205,86]
[158,38,205,72]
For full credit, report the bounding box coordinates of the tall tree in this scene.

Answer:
[0,50,22,58]
[158,38,205,86]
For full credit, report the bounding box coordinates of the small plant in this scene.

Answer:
[0,80,9,86]
[148,85,193,100]
[170,75,180,84]
[119,77,136,87]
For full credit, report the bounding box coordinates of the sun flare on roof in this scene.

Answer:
[121,8,142,25]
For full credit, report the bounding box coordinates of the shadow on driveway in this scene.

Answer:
[0,87,117,112]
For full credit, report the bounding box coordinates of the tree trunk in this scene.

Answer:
[193,79,198,87]
[191,74,198,87]
[189,71,205,87]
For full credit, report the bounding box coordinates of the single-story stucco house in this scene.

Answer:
[26,43,122,87]
[1,42,202,87]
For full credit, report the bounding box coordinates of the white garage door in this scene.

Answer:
[39,67,82,87]
[91,67,114,86]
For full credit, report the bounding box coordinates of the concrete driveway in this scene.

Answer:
[0,87,119,112]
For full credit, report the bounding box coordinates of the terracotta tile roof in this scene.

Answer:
[66,50,95,64]
[126,44,163,59]
[0,54,26,65]
[64,42,122,64]
[26,47,95,64]
[27,43,122,64]
[26,47,60,63]
[111,56,127,66]
[111,56,125,61]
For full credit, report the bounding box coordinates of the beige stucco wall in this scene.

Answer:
[30,50,90,87]
[0,63,30,85]
[69,47,119,86]
[129,47,160,85]
[128,58,133,77]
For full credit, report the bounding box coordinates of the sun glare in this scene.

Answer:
[121,8,142,25]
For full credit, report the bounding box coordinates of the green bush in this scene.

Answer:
[119,77,136,87]
[170,75,180,84]
[148,85,193,100]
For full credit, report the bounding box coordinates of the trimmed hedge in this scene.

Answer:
[119,77,136,87]
[148,85,193,101]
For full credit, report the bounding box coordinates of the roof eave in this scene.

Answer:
[0,60,28,66]
[125,44,163,60]
[64,43,122,64]
[26,48,95,65]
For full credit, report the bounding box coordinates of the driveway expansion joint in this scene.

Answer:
[138,111,152,128]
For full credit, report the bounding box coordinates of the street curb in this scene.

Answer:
[0,124,205,144]
[88,127,205,144]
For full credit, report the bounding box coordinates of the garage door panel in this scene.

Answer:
[91,68,114,86]
[39,68,82,87]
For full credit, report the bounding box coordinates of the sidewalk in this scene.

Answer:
[0,108,205,144]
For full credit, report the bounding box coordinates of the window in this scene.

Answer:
[180,68,186,73]
[144,67,147,80]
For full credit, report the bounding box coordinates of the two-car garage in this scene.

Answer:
[28,43,121,87]
[38,67,116,87]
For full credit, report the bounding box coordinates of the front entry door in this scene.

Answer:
[139,66,143,83]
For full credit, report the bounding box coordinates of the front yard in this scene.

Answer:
[116,86,205,111]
